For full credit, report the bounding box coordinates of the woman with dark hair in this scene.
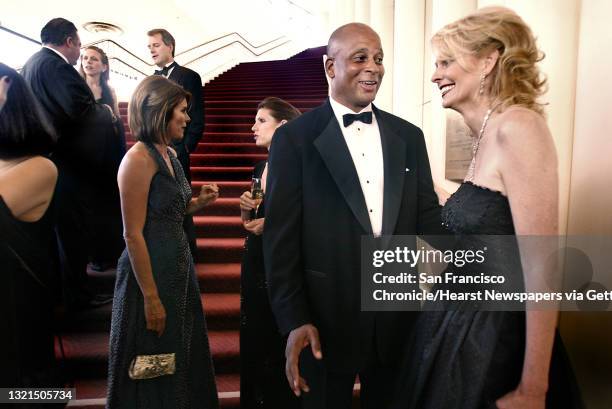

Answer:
[0,63,60,390]
[239,97,301,409]
[80,46,120,117]
[106,76,219,408]
[79,45,126,271]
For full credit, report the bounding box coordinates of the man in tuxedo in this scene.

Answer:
[263,23,445,408]
[148,28,204,259]
[21,18,117,309]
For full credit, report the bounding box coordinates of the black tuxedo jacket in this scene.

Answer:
[21,48,115,175]
[166,64,204,153]
[263,99,445,372]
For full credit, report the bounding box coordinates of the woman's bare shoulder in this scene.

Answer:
[10,156,58,184]
[120,142,157,175]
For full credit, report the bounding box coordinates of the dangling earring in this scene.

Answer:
[479,72,486,95]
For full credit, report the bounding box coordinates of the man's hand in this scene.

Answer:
[285,323,323,396]
[0,76,11,112]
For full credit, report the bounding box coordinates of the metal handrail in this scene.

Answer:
[176,33,285,57]
[84,33,288,68]
[183,39,292,66]
[2,24,293,78]
[0,24,41,45]
[108,57,147,76]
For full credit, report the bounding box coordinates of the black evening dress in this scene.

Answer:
[1,194,62,401]
[240,161,300,409]
[90,96,126,268]
[106,143,218,409]
[393,181,583,409]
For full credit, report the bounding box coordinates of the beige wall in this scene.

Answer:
[561,0,612,407]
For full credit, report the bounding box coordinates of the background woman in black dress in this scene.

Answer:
[394,7,582,409]
[79,45,126,272]
[239,97,301,409]
[0,63,61,396]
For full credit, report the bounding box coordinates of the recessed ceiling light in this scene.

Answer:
[83,21,123,35]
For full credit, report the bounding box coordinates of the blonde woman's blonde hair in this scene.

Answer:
[432,6,547,115]
[129,76,191,144]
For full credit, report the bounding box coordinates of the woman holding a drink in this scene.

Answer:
[239,97,301,409]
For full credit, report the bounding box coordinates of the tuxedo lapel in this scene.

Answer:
[374,106,406,236]
[314,102,373,235]
[167,64,182,82]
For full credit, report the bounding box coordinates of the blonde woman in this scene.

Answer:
[394,7,582,409]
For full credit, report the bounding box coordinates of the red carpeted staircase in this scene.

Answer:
[57,46,328,408]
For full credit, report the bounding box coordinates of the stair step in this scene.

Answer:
[202,132,259,143]
[196,263,241,293]
[194,143,266,154]
[194,215,245,238]
[191,166,254,181]
[197,238,244,263]
[205,123,259,133]
[203,197,242,216]
[205,99,323,108]
[192,181,250,197]
[205,94,327,101]
[208,81,325,87]
[58,292,240,334]
[190,153,267,166]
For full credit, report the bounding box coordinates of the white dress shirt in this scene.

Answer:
[329,97,385,236]
[158,62,177,78]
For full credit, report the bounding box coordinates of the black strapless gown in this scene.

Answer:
[392,181,583,409]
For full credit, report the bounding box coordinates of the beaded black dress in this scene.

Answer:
[393,181,583,409]
[106,143,218,409]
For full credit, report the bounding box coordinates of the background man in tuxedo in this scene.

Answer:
[263,23,445,408]
[21,18,117,309]
[148,28,204,259]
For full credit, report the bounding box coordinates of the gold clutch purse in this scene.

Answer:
[128,353,176,380]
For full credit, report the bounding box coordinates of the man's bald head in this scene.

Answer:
[325,23,384,112]
[327,23,380,58]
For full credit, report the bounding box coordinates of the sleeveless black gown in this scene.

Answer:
[106,143,218,409]
[393,181,583,409]
[1,194,61,395]
[240,161,300,409]
[89,96,126,268]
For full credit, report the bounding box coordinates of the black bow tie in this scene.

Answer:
[154,62,177,76]
[342,111,372,127]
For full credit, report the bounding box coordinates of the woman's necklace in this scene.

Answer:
[465,103,501,182]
